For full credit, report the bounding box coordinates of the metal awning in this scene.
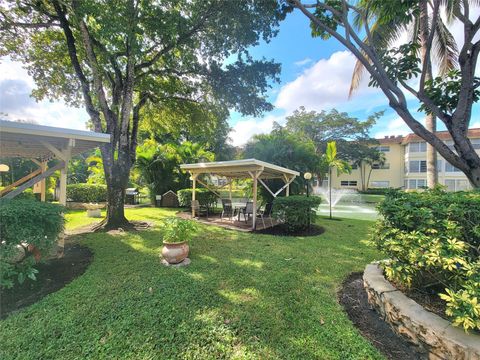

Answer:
[0,119,110,161]
[180,159,299,179]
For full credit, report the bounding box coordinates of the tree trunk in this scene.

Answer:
[425,114,438,187]
[420,0,437,188]
[100,144,132,229]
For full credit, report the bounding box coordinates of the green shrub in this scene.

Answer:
[161,217,197,243]
[67,183,107,203]
[272,195,321,233]
[0,199,65,288]
[371,189,480,332]
[358,187,400,195]
[177,188,217,208]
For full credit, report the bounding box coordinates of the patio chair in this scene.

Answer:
[239,202,253,223]
[221,199,235,221]
[257,202,274,229]
[192,200,209,219]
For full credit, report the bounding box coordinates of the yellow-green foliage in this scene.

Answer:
[372,189,480,332]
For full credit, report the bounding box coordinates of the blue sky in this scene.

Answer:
[1,9,479,146]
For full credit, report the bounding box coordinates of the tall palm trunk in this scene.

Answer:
[420,0,438,188]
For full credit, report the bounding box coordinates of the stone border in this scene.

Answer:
[363,263,480,360]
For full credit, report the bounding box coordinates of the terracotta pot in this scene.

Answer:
[161,241,189,264]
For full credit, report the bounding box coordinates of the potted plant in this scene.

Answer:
[161,217,197,264]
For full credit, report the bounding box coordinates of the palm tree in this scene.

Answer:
[322,141,351,219]
[350,0,459,188]
[353,148,386,191]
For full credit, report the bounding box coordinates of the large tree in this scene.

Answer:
[0,0,284,228]
[285,106,381,156]
[288,0,480,188]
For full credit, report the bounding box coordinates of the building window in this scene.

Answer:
[405,179,427,189]
[372,163,390,170]
[472,139,480,150]
[445,162,462,172]
[370,181,390,188]
[437,160,443,173]
[376,146,390,152]
[408,160,427,173]
[444,140,456,152]
[408,142,427,153]
[445,179,470,191]
[340,181,357,187]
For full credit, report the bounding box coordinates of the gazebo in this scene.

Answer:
[0,120,110,206]
[180,159,299,230]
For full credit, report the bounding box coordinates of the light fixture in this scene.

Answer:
[0,164,10,172]
[303,172,312,180]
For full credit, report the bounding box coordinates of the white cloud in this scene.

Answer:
[294,57,312,66]
[374,117,414,139]
[0,57,88,130]
[229,114,285,147]
[275,51,384,114]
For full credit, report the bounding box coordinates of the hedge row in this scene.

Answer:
[272,195,321,233]
[371,189,480,332]
[177,188,217,208]
[67,184,107,203]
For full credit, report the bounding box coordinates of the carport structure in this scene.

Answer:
[180,159,299,230]
[0,120,110,206]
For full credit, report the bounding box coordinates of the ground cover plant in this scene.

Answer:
[371,189,480,332]
[0,207,384,359]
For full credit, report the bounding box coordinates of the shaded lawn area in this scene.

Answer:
[1,208,384,359]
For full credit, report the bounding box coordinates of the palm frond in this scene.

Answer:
[432,15,459,74]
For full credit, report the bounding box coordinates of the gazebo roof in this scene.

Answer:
[180,158,299,179]
[0,119,111,161]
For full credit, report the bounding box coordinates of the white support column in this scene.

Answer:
[192,173,197,218]
[40,161,47,202]
[229,179,232,201]
[252,172,258,230]
[286,183,290,197]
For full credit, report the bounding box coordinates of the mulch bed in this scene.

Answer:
[1,244,93,319]
[254,224,325,236]
[338,272,428,360]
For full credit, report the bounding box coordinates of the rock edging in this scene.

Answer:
[363,263,480,360]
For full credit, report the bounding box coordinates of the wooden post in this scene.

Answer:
[229,179,232,201]
[192,173,197,218]
[286,183,289,196]
[40,161,47,202]
[252,171,258,230]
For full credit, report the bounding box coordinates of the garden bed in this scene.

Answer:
[254,223,325,236]
[1,244,93,319]
[363,263,480,360]
[339,272,427,360]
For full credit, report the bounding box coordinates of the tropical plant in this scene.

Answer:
[243,124,322,200]
[288,0,480,188]
[349,0,459,188]
[1,1,284,229]
[353,148,386,191]
[161,217,198,244]
[371,189,480,332]
[0,199,64,288]
[322,141,351,219]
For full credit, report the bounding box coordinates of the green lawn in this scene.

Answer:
[1,207,384,359]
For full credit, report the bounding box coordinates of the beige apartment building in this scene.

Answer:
[324,128,480,191]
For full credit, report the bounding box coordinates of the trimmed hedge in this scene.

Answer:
[371,189,480,332]
[67,183,107,203]
[272,195,321,233]
[177,188,217,208]
[0,199,65,288]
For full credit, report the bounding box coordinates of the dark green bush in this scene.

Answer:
[177,188,217,208]
[0,199,65,288]
[272,195,321,233]
[371,189,480,332]
[67,183,107,203]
